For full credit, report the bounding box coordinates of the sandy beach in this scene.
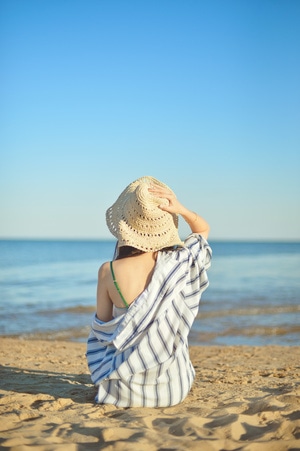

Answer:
[0,338,299,450]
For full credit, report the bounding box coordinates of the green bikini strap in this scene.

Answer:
[110,261,129,309]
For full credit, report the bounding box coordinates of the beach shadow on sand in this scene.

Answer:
[0,365,95,404]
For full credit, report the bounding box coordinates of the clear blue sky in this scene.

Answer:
[1,0,299,240]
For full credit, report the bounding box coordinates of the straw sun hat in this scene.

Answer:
[106,176,183,252]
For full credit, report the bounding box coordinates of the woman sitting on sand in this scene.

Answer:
[86,176,212,407]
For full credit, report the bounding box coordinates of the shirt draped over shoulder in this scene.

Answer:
[86,233,212,407]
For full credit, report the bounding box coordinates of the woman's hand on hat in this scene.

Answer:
[148,185,184,215]
[149,183,209,237]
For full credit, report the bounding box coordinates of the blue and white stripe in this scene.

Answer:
[86,233,212,407]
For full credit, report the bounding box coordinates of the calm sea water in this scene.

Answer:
[0,239,299,346]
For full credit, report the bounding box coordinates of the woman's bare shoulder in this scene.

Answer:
[98,261,111,279]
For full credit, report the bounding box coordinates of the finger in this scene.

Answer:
[158,204,171,211]
[148,187,174,198]
[148,186,169,193]
[148,183,171,192]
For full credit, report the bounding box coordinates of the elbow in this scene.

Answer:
[202,225,210,240]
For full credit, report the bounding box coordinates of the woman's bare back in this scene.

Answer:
[107,252,158,308]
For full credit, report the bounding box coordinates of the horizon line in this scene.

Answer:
[1,236,300,243]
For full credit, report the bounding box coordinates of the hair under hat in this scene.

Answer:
[106,176,183,252]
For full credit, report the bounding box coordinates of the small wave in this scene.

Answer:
[197,304,300,319]
[220,324,300,337]
[191,324,300,344]
[8,325,91,342]
[37,305,95,315]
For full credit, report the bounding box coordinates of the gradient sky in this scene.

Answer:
[1,0,299,240]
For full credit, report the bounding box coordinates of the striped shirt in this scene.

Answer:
[86,233,212,407]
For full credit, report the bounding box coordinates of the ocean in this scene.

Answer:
[0,239,299,346]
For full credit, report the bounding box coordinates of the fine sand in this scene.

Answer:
[0,338,299,450]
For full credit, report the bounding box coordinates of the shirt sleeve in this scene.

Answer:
[172,233,212,308]
[183,233,212,271]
